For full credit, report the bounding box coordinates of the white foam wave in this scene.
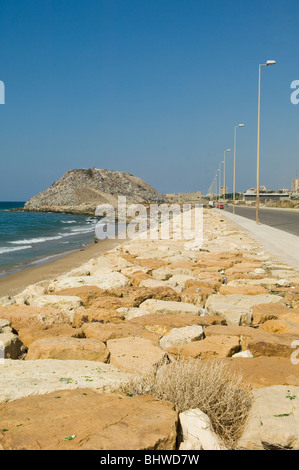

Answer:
[61,220,77,224]
[0,245,32,254]
[9,235,64,245]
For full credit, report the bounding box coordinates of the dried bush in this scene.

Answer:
[117,357,252,448]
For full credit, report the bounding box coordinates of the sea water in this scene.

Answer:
[0,202,99,278]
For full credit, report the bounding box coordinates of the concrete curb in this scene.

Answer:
[216,209,299,269]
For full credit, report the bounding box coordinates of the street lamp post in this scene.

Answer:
[256,60,276,224]
[223,148,231,208]
[233,124,245,215]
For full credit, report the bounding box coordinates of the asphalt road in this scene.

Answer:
[224,205,299,237]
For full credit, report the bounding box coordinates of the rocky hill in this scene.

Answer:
[24,168,164,214]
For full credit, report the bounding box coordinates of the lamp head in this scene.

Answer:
[238,124,245,127]
[266,60,276,66]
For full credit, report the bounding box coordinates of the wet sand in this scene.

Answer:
[0,238,123,297]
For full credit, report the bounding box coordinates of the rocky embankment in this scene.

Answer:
[24,168,164,214]
[0,209,299,450]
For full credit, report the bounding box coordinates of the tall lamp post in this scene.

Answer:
[223,148,231,207]
[233,124,245,215]
[256,60,276,224]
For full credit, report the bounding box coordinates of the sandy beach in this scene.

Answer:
[0,238,122,298]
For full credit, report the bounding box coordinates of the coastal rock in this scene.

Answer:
[107,336,168,375]
[0,305,71,332]
[139,299,200,316]
[159,325,204,350]
[217,357,299,388]
[17,325,84,348]
[167,335,240,360]
[48,272,131,292]
[72,308,125,327]
[128,313,225,335]
[0,333,26,359]
[116,307,151,320]
[0,319,12,334]
[237,386,299,450]
[252,303,299,325]
[30,295,82,318]
[82,322,160,343]
[179,408,225,450]
[0,359,133,403]
[26,337,110,362]
[0,390,178,450]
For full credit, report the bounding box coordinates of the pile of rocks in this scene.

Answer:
[0,209,298,450]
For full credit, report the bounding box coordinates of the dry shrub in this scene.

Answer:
[117,357,252,448]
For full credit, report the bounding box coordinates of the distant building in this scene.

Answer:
[243,191,290,202]
[292,179,299,193]
[220,186,228,196]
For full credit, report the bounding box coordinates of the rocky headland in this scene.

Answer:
[24,168,164,215]
[0,208,298,450]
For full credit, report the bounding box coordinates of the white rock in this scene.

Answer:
[276,279,291,287]
[49,272,131,292]
[160,325,204,350]
[238,386,299,450]
[30,295,83,312]
[179,408,225,450]
[232,350,254,358]
[116,307,151,320]
[0,359,133,403]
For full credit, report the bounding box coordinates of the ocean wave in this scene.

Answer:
[61,220,77,224]
[70,226,95,233]
[0,245,32,254]
[8,235,64,245]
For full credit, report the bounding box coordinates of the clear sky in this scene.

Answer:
[0,0,298,200]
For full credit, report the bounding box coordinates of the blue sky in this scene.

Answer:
[0,0,298,200]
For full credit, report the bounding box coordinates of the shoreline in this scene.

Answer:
[0,237,122,298]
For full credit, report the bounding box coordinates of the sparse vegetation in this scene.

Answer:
[116,357,252,448]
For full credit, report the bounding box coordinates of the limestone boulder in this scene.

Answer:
[167,335,240,360]
[181,286,214,307]
[0,359,133,403]
[30,295,82,315]
[139,299,200,316]
[0,305,71,332]
[0,390,178,450]
[17,325,84,348]
[0,333,26,360]
[107,336,168,375]
[72,308,125,328]
[252,304,299,326]
[48,272,131,292]
[82,322,160,343]
[237,386,299,450]
[26,337,110,362]
[128,313,225,337]
[0,319,12,334]
[243,332,299,359]
[219,286,268,296]
[218,357,299,389]
[179,408,225,450]
[160,325,204,350]
[116,307,151,321]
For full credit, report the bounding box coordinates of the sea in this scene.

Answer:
[0,202,100,278]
